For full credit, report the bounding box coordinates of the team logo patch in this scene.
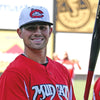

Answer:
[30,8,44,18]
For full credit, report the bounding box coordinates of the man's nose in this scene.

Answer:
[34,26,41,34]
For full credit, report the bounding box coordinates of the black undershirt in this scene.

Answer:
[42,62,48,66]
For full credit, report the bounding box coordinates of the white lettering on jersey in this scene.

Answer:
[56,84,69,100]
[32,84,56,100]
[32,84,69,100]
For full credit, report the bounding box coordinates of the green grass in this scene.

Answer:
[73,80,93,100]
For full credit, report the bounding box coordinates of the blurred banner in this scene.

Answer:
[0,1,28,29]
[0,31,23,53]
[0,0,53,30]
[55,0,98,33]
[0,30,24,72]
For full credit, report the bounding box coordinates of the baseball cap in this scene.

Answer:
[19,6,53,28]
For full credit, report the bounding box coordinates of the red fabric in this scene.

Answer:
[93,77,100,100]
[0,55,76,100]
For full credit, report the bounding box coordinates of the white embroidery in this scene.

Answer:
[56,84,69,100]
[32,84,56,100]
[24,81,29,100]
[69,85,72,100]
[32,84,69,100]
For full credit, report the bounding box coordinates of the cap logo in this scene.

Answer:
[30,8,44,18]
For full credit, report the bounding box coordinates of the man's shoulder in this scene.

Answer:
[2,54,30,77]
[7,54,26,69]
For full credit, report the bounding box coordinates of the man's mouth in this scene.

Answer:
[31,38,44,43]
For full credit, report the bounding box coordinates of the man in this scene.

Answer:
[62,51,81,81]
[0,6,76,100]
[53,52,62,63]
[93,77,100,100]
[62,51,75,80]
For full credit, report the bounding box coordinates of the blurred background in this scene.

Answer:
[0,0,100,99]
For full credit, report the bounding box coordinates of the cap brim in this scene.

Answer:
[20,21,53,28]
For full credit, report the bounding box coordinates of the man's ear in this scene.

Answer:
[49,27,53,36]
[17,28,23,39]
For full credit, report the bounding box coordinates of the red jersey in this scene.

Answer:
[93,77,100,100]
[0,54,76,100]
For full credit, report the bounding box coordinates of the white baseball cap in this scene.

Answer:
[19,6,53,28]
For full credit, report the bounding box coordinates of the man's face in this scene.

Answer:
[17,24,52,50]
[63,52,69,60]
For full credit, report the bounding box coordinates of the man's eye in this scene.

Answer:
[40,26,47,30]
[26,26,36,31]
[24,25,47,31]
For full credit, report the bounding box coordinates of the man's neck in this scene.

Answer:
[23,49,47,64]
